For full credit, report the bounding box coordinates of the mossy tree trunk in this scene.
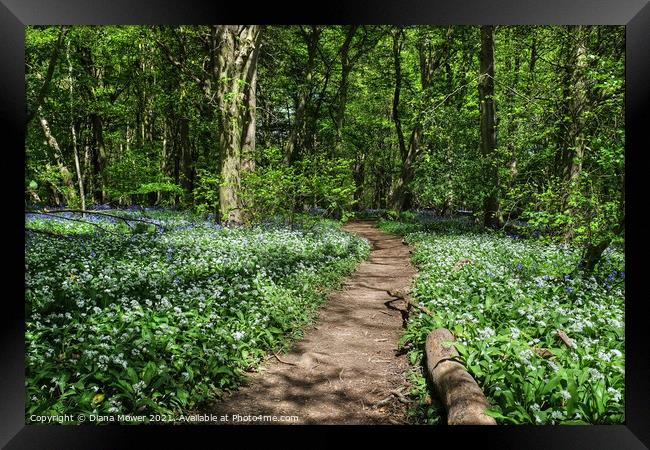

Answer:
[213,25,261,223]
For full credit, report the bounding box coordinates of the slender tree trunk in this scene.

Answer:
[479,25,502,228]
[91,113,107,203]
[157,121,168,204]
[353,151,365,210]
[66,40,85,213]
[71,124,85,212]
[333,25,358,154]
[390,29,410,211]
[391,29,407,164]
[27,26,69,126]
[506,29,520,185]
[179,117,193,201]
[284,26,321,165]
[241,30,261,174]
[83,139,92,205]
[392,27,451,211]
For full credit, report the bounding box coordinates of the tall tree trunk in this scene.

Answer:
[479,25,502,228]
[91,113,107,203]
[213,25,262,223]
[179,117,193,201]
[284,26,321,165]
[71,123,85,211]
[393,127,420,211]
[66,39,85,212]
[333,26,358,154]
[241,29,261,174]
[563,26,588,184]
[391,29,407,165]
[392,27,451,212]
[390,29,409,211]
[353,150,365,210]
[506,28,520,186]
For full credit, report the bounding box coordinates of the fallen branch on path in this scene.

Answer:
[386,289,436,319]
[391,389,413,404]
[272,351,297,366]
[373,388,413,408]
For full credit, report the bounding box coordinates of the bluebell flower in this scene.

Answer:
[565,287,573,294]
[516,263,523,270]
[90,251,96,258]
[620,271,625,279]
[564,274,571,281]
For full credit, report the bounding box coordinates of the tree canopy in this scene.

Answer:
[25,25,624,270]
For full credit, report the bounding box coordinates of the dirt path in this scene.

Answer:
[203,221,416,424]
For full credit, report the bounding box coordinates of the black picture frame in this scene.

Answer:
[2,0,647,448]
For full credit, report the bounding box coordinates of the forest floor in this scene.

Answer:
[203,221,416,424]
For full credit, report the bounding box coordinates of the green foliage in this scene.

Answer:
[192,169,221,216]
[240,154,357,224]
[103,148,168,204]
[521,172,624,256]
[240,165,305,224]
[132,182,183,196]
[301,156,357,217]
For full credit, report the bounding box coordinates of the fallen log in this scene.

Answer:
[425,328,496,425]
